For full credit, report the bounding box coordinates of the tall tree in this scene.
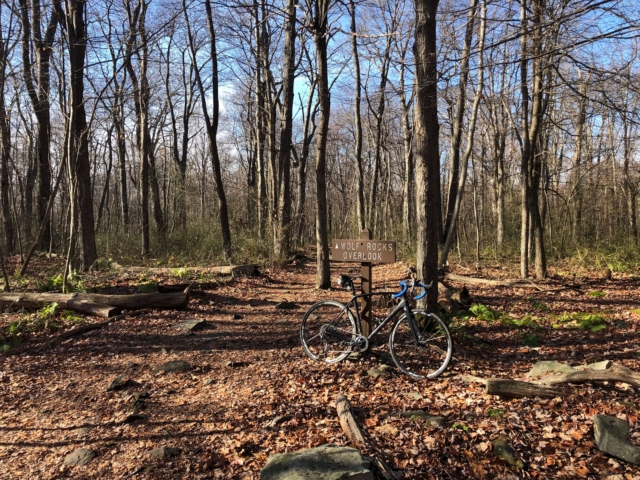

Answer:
[0,1,16,254]
[413,0,440,309]
[185,0,232,258]
[55,0,97,270]
[17,0,59,248]
[274,0,298,258]
[306,0,331,288]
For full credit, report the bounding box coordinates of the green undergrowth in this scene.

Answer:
[0,303,85,351]
[447,302,609,347]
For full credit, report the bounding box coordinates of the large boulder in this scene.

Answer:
[260,444,373,480]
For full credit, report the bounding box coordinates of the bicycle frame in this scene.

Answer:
[342,290,416,341]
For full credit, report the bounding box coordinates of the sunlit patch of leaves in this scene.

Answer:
[551,312,607,332]
[588,291,606,298]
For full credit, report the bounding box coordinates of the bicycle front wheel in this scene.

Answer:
[389,310,453,379]
[300,300,357,364]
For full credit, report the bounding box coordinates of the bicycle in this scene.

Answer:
[300,275,453,379]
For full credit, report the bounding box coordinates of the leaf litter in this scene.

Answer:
[0,255,639,478]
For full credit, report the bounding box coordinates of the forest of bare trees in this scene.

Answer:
[1,0,639,294]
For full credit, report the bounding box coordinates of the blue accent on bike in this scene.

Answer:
[392,282,407,299]
[415,282,428,300]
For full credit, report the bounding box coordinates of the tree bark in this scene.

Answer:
[486,379,573,398]
[17,0,58,249]
[0,17,14,254]
[274,0,297,258]
[413,0,440,310]
[312,0,331,289]
[349,0,365,232]
[335,394,366,446]
[59,0,97,271]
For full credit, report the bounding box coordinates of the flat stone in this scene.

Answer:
[155,360,191,373]
[73,427,91,435]
[397,410,444,427]
[148,446,181,459]
[64,448,97,466]
[593,415,640,465]
[172,319,208,331]
[583,360,612,371]
[527,361,576,378]
[260,443,373,480]
[126,362,139,369]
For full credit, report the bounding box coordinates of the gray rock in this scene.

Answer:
[122,413,147,424]
[132,391,150,402]
[398,410,444,427]
[268,415,293,427]
[64,448,96,466]
[492,435,525,468]
[155,360,191,373]
[593,415,640,465]
[172,319,208,331]
[107,376,127,391]
[148,446,181,459]
[367,365,391,378]
[260,444,373,480]
[527,361,576,378]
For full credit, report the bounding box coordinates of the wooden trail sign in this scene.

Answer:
[330,229,396,336]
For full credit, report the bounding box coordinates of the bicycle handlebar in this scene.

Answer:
[393,280,433,300]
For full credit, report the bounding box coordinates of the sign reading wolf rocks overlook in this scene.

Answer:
[330,239,396,264]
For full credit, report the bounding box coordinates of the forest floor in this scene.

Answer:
[1,254,640,479]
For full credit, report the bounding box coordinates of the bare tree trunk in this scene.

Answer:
[312,0,331,289]
[439,0,486,269]
[443,0,478,244]
[413,0,440,310]
[58,0,97,271]
[349,0,365,232]
[17,0,58,249]
[274,0,297,258]
[185,0,232,258]
[0,15,14,254]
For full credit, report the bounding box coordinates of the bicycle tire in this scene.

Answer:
[389,309,453,379]
[300,300,357,364]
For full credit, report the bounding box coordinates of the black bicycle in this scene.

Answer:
[300,275,453,379]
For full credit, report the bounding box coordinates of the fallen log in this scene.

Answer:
[485,379,574,398]
[538,363,640,388]
[111,264,259,277]
[0,289,189,318]
[445,273,543,290]
[336,394,366,446]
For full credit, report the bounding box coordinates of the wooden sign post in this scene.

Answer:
[330,228,396,336]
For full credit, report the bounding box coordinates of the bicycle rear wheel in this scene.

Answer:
[300,300,357,364]
[389,309,453,379]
